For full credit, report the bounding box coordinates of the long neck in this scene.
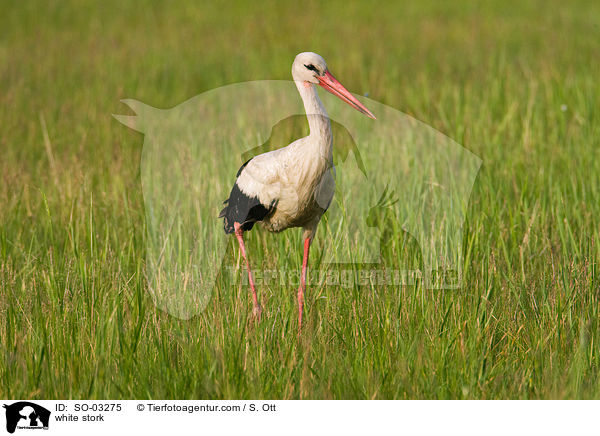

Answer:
[295,81,333,157]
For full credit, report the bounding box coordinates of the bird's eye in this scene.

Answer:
[304,64,319,73]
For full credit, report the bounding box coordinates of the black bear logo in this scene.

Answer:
[3,402,50,433]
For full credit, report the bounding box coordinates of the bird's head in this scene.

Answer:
[292,52,328,84]
[292,52,376,119]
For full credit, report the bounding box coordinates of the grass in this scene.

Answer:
[1,0,600,399]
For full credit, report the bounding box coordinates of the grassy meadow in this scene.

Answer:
[1,0,600,399]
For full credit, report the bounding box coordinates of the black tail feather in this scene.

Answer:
[220,182,274,234]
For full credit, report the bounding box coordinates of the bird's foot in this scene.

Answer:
[252,303,263,321]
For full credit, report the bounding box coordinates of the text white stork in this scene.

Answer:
[220,52,375,329]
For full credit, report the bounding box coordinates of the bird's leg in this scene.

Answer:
[297,236,312,330]
[234,222,262,319]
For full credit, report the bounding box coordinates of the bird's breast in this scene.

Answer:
[261,163,335,232]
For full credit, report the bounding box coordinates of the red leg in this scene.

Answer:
[234,222,262,319]
[297,236,311,330]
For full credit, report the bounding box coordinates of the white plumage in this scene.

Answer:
[220,52,375,330]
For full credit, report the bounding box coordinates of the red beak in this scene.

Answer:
[318,70,376,119]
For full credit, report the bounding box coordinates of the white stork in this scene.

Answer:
[220,52,375,329]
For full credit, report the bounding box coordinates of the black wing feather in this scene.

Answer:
[219,158,276,234]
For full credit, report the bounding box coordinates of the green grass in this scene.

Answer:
[1,0,600,399]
